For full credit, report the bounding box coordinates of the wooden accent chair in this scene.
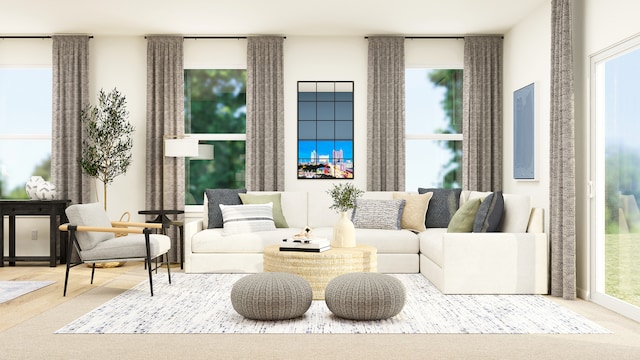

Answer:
[59,203,172,296]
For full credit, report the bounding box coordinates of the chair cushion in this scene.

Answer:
[80,233,170,262]
[65,203,114,251]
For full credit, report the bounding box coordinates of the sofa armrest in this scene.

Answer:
[184,219,204,271]
[440,232,548,294]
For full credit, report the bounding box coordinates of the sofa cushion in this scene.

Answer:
[191,228,299,253]
[499,194,532,232]
[239,193,289,228]
[447,198,481,232]
[219,203,276,235]
[311,227,420,254]
[205,188,246,229]
[352,199,405,230]
[418,228,447,267]
[473,191,504,232]
[418,188,462,228]
[392,192,433,232]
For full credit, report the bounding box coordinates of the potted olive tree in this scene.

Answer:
[79,88,134,210]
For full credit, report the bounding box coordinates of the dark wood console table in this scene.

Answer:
[0,199,70,267]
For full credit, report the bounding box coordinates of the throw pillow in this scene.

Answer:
[392,192,433,232]
[447,198,481,233]
[239,193,289,228]
[418,188,462,228]
[351,199,405,230]
[205,189,247,229]
[219,203,276,236]
[473,191,504,232]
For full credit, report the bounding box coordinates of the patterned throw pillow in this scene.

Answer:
[392,192,433,232]
[239,193,289,228]
[205,188,247,229]
[219,203,276,236]
[447,198,481,233]
[418,188,462,228]
[351,199,406,230]
[473,191,504,232]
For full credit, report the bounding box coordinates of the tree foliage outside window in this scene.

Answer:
[184,69,246,205]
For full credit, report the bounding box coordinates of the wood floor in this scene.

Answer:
[0,261,169,332]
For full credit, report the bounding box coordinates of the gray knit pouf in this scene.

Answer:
[325,272,406,320]
[231,272,313,320]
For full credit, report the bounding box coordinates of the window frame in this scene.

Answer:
[405,66,463,190]
[183,68,247,213]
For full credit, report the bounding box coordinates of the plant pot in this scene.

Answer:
[332,211,356,248]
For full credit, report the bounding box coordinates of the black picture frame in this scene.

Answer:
[297,81,354,179]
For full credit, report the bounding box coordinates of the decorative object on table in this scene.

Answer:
[79,88,134,210]
[279,237,330,252]
[292,226,313,240]
[25,176,57,200]
[327,183,363,248]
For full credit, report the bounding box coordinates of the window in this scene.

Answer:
[405,68,463,191]
[590,36,640,322]
[184,69,246,206]
[0,68,52,199]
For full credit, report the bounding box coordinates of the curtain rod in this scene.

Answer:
[0,36,94,39]
[183,36,286,40]
[364,36,463,40]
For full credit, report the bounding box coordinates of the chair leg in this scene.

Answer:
[165,252,172,285]
[90,263,96,284]
[63,229,76,297]
[144,230,154,296]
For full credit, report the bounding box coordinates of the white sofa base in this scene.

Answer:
[419,233,548,294]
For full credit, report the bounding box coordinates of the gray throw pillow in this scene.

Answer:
[351,199,406,230]
[473,191,504,232]
[418,188,462,228]
[205,188,247,229]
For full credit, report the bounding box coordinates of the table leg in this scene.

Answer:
[0,215,4,267]
[49,212,57,267]
[9,214,16,266]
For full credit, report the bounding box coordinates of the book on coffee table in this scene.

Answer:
[279,245,331,252]
[280,237,330,252]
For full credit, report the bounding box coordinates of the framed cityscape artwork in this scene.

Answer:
[297,81,354,179]
[513,82,535,180]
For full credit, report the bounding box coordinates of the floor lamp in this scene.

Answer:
[161,135,199,223]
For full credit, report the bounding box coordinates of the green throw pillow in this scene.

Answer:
[447,198,481,233]
[239,193,289,228]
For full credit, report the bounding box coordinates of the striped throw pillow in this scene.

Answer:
[219,203,276,235]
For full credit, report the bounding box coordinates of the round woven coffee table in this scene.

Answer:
[263,244,377,300]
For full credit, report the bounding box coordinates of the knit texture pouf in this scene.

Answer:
[325,272,406,320]
[230,272,313,320]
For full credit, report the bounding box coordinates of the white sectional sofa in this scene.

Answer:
[184,190,548,294]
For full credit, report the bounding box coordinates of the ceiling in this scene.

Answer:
[0,0,547,37]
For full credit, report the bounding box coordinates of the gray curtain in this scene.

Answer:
[462,36,503,192]
[51,35,92,205]
[246,36,285,191]
[146,35,184,262]
[549,0,576,299]
[367,36,405,191]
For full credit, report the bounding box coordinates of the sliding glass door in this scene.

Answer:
[591,36,640,322]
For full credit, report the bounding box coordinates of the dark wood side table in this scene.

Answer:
[0,199,70,267]
[138,209,185,269]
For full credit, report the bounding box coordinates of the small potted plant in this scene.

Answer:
[327,183,363,248]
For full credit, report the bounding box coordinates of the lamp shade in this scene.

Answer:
[164,137,199,157]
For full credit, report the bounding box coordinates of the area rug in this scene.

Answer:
[55,273,609,334]
[0,281,55,304]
